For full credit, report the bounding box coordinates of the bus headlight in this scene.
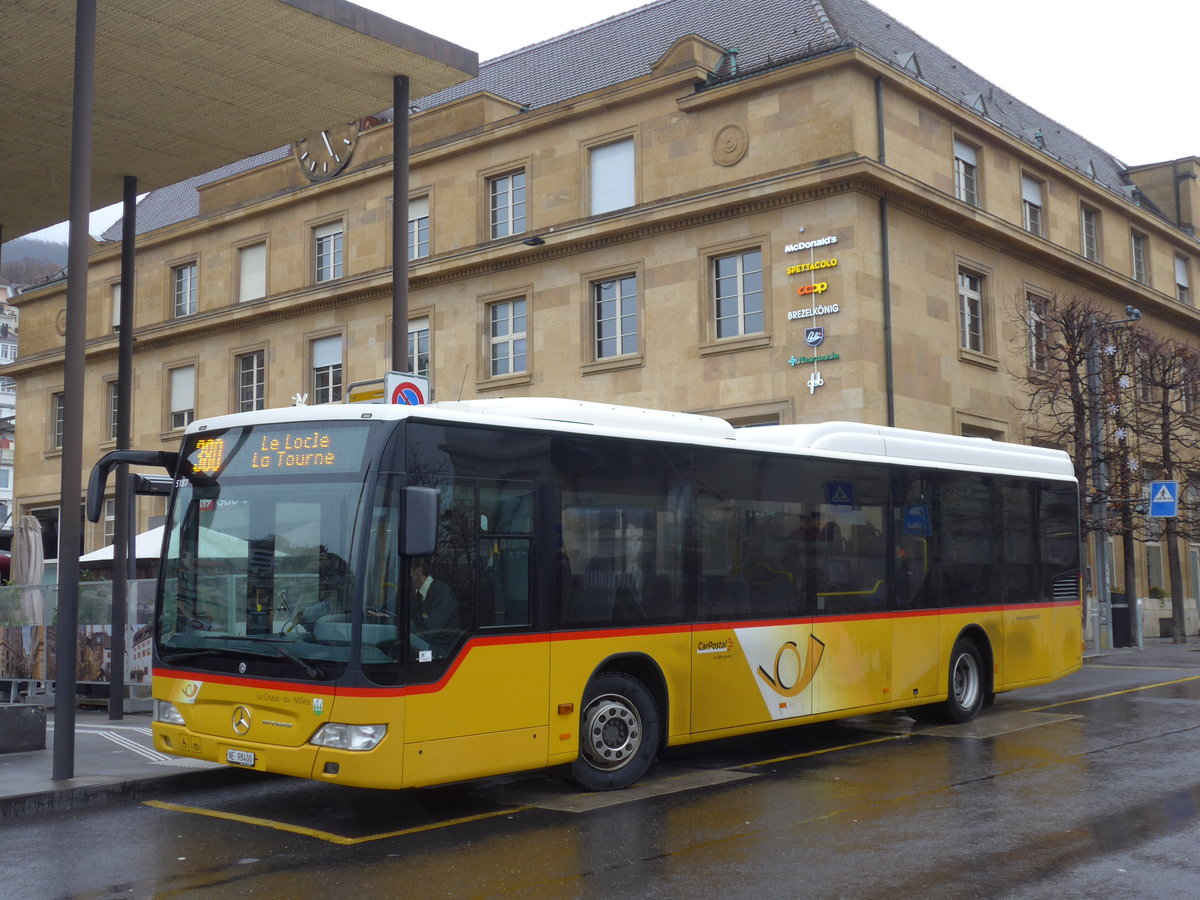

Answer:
[155,700,186,726]
[310,723,387,751]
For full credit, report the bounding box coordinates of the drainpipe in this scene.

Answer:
[876,75,896,427]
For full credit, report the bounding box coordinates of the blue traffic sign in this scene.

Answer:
[1149,480,1179,518]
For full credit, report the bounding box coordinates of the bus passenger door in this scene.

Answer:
[890,477,940,704]
[399,479,550,785]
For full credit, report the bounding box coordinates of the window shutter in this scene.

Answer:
[314,221,342,240]
[408,196,429,221]
[312,335,342,368]
[170,366,195,413]
[1176,256,1189,287]
[590,138,635,214]
[1021,175,1042,205]
[953,139,977,166]
[238,243,266,302]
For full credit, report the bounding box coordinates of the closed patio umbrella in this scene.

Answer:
[12,514,45,625]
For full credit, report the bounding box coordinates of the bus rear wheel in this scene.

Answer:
[944,638,985,723]
[907,637,986,724]
[571,672,660,791]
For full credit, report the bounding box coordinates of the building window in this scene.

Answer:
[0,342,15,362]
[238,242,267,302]
[1021,175,1043,236]
[953,139,979,206]
[489,299,527,376]
[1175,255,1190,305]
[407,316,430,377]
[408,196,430,260]
[1183,378,1200,416]
[488,171,526,238]
[958,269,986,354]
[714,249,764,339]
[1027,293,1050,372]
[172,262,198,317]
[1131,231,1149,284]
[111,283,122,332]
[103,498,116,547]
[51,391,64,449]
[314,221,344,283]
[108,381,119,441]
[1081,205,1100,261]
[590,138,635,215]
[237,350,265,412]
[311,335,343,404]
[0,376,15,396]
[593,274,638,359]
[169,366,195,430]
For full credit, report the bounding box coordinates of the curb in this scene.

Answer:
[0,766,269,822]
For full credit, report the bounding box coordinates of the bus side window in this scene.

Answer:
[480,538,531,627]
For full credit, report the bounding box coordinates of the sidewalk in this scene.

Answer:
[1,641,1196,821]
[0,708,246,821]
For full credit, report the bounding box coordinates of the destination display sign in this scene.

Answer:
[183,423,374,479]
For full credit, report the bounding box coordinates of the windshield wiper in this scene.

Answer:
[160,641,324,679]
[232,636,325,679]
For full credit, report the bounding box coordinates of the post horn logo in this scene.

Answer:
[756,635,826,697]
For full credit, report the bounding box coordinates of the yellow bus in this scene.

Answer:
[89,398,1081,791]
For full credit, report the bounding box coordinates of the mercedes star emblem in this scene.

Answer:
[232,706,251,736]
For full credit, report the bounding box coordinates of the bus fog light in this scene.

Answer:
[311,723,387,751]
[155,700,186,726]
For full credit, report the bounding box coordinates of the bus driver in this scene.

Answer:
[409,559,460,657]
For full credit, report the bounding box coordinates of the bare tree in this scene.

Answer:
[1117,329,1200,642]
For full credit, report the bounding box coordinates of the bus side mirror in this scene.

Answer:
[400,486,439,557]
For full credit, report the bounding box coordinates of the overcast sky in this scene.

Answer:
[22,0,1195,244]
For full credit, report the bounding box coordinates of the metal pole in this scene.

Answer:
[391,75,410,372]
[1086,319,1110,653]
[108,175,137,720]
[54,0,97,780]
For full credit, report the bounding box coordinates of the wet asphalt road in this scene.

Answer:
[4,647,1200,899]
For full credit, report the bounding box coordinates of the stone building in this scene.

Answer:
[9,0,1200,635]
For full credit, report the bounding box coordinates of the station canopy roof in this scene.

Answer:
[0,0,477,241]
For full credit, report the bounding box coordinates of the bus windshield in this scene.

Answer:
[157,421,379,681]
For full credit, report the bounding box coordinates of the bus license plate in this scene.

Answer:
[226,748,255,767]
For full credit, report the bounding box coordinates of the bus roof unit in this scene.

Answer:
[738,421,1075,479]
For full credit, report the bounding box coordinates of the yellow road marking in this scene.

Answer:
[143,799,526,844]
[1028,673,1200,712]
[1088,664,1198,671]
[739,734,906,768]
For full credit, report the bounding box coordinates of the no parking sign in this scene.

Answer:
[386,372,429,405]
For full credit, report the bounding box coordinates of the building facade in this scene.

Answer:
[9,0,1200,636]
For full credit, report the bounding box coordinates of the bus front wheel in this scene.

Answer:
[571,672,660,791]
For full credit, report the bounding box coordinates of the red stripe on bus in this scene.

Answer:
[156,598,1079,698]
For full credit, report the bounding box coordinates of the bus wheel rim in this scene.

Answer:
[953,652,979,709]
[581,694,641,771]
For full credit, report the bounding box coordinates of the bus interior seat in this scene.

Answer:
[569,557,616,623]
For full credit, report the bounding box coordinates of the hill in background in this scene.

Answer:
[1,237,68,287]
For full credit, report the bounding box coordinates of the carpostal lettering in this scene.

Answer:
[786,258,838,275]
[784,235,838,253]
[697,638,733,654]
[251,430,336,470]
[787,303,840,320]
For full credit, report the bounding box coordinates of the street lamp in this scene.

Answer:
[1086,305,1140,653]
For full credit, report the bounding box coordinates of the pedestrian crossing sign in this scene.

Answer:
[1149,480,1178,518]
